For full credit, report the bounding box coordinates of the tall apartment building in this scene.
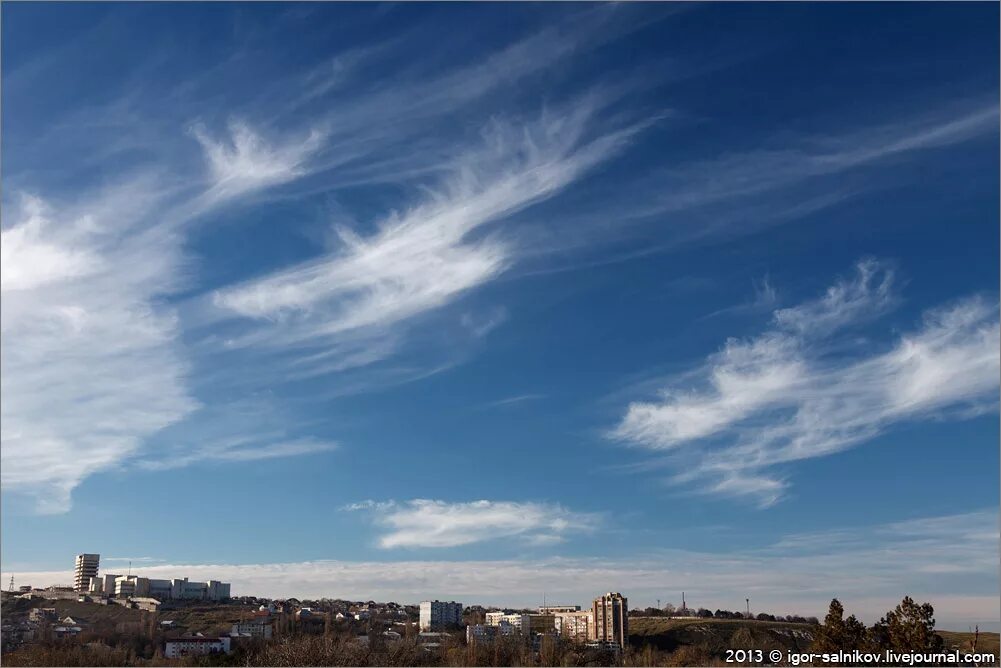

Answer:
[74,554,100,592]
[419,600,463,631]
[591,592,628,648]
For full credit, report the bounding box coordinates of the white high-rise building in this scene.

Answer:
[74,554,100,592]
[591,592,628,648]
[419,600,463,630]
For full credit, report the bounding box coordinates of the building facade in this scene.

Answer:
[467,621,518,644]
[100,574,120,595]
[419,600,463,631]
[130,597,162,612]
[554,610,592,642]
[164,636,231,658]
[591,592,628,648]
[526,614,554,634]
[112,575,230,601]
[485,612,530,633]
[114,577,136,598]
[231,619,273,639]
[73,554,100,592]
[539,605,580,614]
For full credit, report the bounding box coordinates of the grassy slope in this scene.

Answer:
[1,598,262,636]
[1,598,141,626]
[629,617,816,654]
[630,617,1000,657]
[938,630,1001,656]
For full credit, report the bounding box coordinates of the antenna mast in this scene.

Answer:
[7,575,14,592]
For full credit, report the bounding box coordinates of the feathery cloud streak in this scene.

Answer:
[0,120,337,514]
[211,99,644,353]
[190,120,324,203]
[0,188,198,514]
[614,260,1000,506]
[3,8,656,514]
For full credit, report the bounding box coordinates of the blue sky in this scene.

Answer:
[2,3,998,629]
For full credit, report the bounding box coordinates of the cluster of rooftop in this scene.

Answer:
[74,553,231,602]
[427,592,629,649]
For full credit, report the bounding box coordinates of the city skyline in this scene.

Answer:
[2,3,998,633]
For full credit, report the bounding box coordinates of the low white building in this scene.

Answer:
[485,612,530,634]
[467,621,518,643]
[231,619,273,639]
[164,636,231,658]
[130,597,161,612]
[417,631,450,649]
[112,575,230,601]
[53,626,82,639]
[419,600,462,631]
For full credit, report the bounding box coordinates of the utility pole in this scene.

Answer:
[746,598,750,618]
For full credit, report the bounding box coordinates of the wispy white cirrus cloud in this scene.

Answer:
[0,186,198,514]
[647,103,999,215]
[1,120,338,514]
[190,119,324,203]
[481,393,548,409]
[613,259,999,506]
[135,437,336,472]
[209,97,646,360]
[512,102,999,274]
[343,499,600,549]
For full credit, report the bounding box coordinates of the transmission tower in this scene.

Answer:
[8,575,14,592]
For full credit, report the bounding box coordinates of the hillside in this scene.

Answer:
[1,597,262,637]
[630,617,1000,661]
[629,616,816,654]
[2,597,141,626]
[938,630,1001,656]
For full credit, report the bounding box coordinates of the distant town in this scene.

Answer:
[2,553,637,659]
[0,553,994,666]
